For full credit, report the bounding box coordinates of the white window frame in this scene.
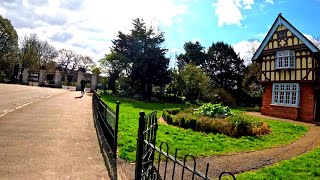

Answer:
[276,50,295,69]
[272,83,300,107]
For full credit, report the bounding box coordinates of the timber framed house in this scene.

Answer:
[252,14,320,122]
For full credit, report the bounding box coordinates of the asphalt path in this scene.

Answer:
[0,84,109,179]
[0,84,67,118]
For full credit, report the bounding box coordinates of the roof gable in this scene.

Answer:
[252,14,319,60]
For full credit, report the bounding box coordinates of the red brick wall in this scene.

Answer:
[261,83,272,115]
[299,83,315,122]
[261,83,315,122]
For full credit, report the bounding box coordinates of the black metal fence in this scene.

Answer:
[135,111,236,180]
[92,91,119,180]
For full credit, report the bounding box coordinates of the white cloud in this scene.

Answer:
[0,5,6,16]
[212,0,254,27]
[0,0,189,63]
[265,0,274,4]
[243,0,254,9]
[233,39,261,65]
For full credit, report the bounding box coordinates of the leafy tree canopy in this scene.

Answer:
[206,41,245,92]
[177,41,206,69]
[108,18,170,96]
[0,15,18,81]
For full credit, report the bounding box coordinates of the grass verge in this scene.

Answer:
[99,94,308,162]
[235,147,320,179]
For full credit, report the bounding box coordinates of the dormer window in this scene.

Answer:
[276,50,295,69]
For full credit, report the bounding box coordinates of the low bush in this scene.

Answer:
[162,107,271,137]
[194,103,232,118]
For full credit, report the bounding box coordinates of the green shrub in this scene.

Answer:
[163,108,181,115]
[162,106,270,137]
[213,88,236,107]
[228,114,271,137]
[194,103,232,118]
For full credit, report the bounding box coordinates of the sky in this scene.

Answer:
[1,0,320,67]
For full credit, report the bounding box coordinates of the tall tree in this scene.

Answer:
[206,41,245,92]
[109,18,170,96]
[169,63,211,102]
[242,39,263,97]
[100,51,129,93]
[35,40,58,68]
[20,34,58,72]
[176,41,206,69]
[57,49,94,84]
[0,15,18,82]
[19,34,39,76]
[243,62,262,97]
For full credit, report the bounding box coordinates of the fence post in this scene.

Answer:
[114,101,120,159]
[135,111,145,180]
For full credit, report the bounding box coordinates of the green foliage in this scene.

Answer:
[212,88,236,107]
[100,93,307,162]
[176,41,206,69]
[163,108,180,115]
[91,66,101,75]
[169,63,212,102]
[0,15,19,82]
[236,147,320,179]
[163,107,270,137]
[109,18,170,96]
[242,62,263,97]
[116,75,136,97]
[194,103,232,118]
[206,41,245,93]
[100,51,129,93]
[228,114,270,137]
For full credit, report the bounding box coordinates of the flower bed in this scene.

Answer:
[162,104,271,137]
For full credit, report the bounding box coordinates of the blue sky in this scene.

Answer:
[1,0,320,67]
[164,0,320,66]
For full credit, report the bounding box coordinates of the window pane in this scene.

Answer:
[291,92,297,105]
[285,92,290,104]
[279,57,283,68]
[284,57,288,67]
[273,83,299,106]
[280,92,284,103]
[289,51,295,56]
[274,91,279,103]
[290,57,295,67]
[292,85,297,91]
[286,84,291,91]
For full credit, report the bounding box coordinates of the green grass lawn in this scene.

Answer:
[235,147,320,179]
[99,94,308,162]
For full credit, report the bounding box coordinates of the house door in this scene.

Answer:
[315,94,320,122]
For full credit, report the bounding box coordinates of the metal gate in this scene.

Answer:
[92,91,120,180]
[135,111,236,180]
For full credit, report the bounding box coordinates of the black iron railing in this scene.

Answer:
[92,91,119,180]
[135,111,236,180]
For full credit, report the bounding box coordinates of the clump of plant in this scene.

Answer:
[227,114,271,137]
[194,103,232,118]
[162,107,271,137]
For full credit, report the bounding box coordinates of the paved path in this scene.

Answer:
[0,89,109,179]
[0,84,66,118]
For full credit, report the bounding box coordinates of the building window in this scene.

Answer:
[272,83,299,106]
[276,50,295,69]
